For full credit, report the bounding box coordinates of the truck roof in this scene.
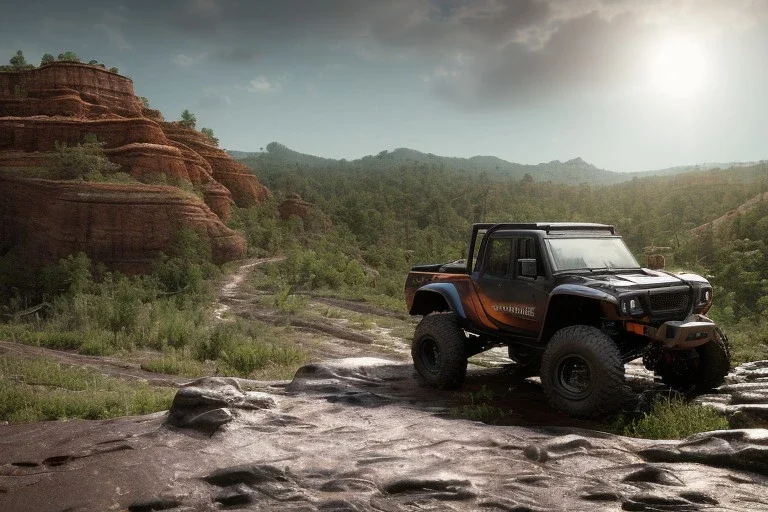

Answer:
[473,222,615,235]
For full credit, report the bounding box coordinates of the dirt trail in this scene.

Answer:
[1,257,412,385]
[213,256,283,320]
[0,341,187,387]
[214,257,414,361]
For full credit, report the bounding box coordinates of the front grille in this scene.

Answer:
[649,290,689,313]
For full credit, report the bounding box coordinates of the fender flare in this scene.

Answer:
[543,284,618,322]
[539,284,619,341]
[410,283,467,318]
[548,284,619,305]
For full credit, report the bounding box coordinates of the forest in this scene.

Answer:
[236,144,768,364]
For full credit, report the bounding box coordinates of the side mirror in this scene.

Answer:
[519,258,537,277]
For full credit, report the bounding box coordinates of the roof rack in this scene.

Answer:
[472,222,615,235]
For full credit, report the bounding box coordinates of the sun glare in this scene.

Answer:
[649,35,709,99]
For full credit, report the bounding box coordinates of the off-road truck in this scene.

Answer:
[404,223,730,418]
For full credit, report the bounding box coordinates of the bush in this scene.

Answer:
[608,396,730,439]
[192,319,308,377]
[141,348,207,377]
[154,228,217,294]
[57,51,79,62]
[0,355,175,423]
[47,136,121,181]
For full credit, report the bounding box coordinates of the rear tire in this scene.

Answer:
[412,313,467,389]
[540,325,625,418]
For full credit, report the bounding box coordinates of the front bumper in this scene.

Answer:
[649,314,718,349]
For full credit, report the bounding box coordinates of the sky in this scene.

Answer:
[2,0,768,171]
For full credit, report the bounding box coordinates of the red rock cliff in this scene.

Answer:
[0,62,266,270]
[0,174,245,272]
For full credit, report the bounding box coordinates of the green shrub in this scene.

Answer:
[47,137,121,181]
[0,355,175,423]
[141,349,207,377]
[154,228,217,294]
[608,396,730,439]
[449,386,504,424]
[219,341,306,377]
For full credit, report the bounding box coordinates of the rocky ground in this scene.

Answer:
[2,359,768,511]
[1,260,768,511]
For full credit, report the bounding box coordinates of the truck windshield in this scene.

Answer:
[546,237,640,271]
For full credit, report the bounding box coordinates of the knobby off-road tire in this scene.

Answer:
[412,313,468,389]
[540,325,625,418]
[656,336,730,392]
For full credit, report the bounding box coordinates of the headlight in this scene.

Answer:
[695,286,713,312]
[619,296,644,317]
[695,286,712,305]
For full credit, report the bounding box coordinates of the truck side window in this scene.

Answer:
[485,238,513,277]
[515,237,541,276]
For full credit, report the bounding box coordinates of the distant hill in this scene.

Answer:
[229,142,764,186]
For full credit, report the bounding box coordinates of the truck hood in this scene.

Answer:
[556,269,687,294]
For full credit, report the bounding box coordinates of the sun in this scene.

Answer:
[648,35,709,99]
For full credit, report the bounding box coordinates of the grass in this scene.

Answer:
[0,354,175,423]
[140,348,209,377]
[605,396,730,439]
[450,385,505,424]
[722,324,768,365]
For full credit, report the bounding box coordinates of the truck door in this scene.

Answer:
[475,235,545,338]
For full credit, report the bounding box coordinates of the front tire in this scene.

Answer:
[540,325,625,418]
[412,313,467,389]
[656,335,730,392]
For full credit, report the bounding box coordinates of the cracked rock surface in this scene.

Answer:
[695,360,768,428]
[1,358,767,511]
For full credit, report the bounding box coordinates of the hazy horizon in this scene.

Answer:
[3,0,768,172]
[226,142,763,174]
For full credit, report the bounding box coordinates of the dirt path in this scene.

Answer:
[213,256,283,320]
[0,341,187,387]
[214,257,415,362]
[1,257,414,387]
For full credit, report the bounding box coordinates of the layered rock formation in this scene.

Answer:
[278,192,314,220]
[0,62,268,270]
[0,175,246,272]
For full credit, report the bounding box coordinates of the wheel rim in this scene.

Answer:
[555,355,593,399]
[419,338,441,374]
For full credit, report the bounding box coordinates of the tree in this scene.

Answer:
[109,67,119,73]
[88,59,99,65]
[9,50,28,70]
[201,127,219,146]
[57,51,79,62]
[179,109,196,128]
[41,53,55,66]
[47,136,121,181]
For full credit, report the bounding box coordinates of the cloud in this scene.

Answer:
[163,0,768,107]
[172,52,208,67]
[176,0,231,32]
[97,23,132,51]
[245,76,282,93]
[199,91,231,108]
[211,46,261,63]
[96,7,133,51]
